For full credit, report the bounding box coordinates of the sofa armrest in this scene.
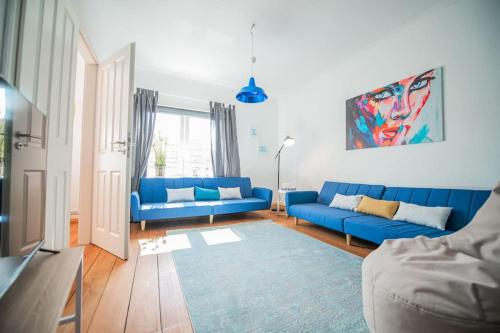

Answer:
[252,187,273,208]
[130,191,141,222]
[285,191,318,211]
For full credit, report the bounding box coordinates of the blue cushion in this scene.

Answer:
[211,198,269,215]
[317,181,385,205]
[381,187,490,231]
[288,203,364,232]
[343,215,453,245]
[139,201,213,220]
[202,177,252,198]
[139,178,203,204]
[195,187,220,201]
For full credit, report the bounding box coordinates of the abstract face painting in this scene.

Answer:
[346,67,443,150]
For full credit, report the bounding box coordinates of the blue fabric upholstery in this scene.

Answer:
[381,187,490,231]
[130,191,140,221]
[212,198,269,215]
[317,182,385,205]
[139,178,204,204]
[252,187,273,208]
[285,191,319,210]
[131,177,272,222]
[288,203,364,232]
[343,215,452,245]
[139,201,214,220]
[285,180,490,245]
[202,177,252,198]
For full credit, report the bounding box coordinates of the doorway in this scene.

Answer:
[68,34,97,246]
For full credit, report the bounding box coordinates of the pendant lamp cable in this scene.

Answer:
[250,23,256,76]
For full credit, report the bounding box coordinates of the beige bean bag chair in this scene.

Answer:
[362,183,500,333]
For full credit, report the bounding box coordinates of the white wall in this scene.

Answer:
[135,69,279,195]
[277,0,500,191]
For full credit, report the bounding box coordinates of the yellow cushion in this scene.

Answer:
[356,196,400,219]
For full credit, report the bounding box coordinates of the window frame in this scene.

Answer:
[147,105,212,178]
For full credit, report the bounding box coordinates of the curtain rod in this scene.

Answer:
[157,91,210,104]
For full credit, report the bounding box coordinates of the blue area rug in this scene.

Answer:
[169,220,368,333]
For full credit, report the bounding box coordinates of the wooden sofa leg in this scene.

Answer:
[209,215,214,224]
[346,234,352,246]
[140,220,146,231]
[294,217,298,226]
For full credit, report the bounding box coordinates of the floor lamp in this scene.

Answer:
[272,136,295,211]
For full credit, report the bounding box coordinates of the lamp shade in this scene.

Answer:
[236,77,268,103]
[283,136,295,146]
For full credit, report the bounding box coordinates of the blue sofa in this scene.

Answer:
[131,177,272,229]
[285,181,490,245]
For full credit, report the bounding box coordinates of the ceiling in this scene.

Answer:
[70,0,443,95]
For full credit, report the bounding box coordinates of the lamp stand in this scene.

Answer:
[271,143,285,212]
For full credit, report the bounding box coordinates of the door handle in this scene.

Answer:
[15,142,28,150]
[15,131,42,140]
[112,140,127,154]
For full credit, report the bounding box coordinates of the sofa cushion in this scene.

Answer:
[355,196,400,219]
[139,201,213,220]
[166,187,195,203]
[392,202,452,230]
[202,177,252,198]
[317,181,385,206]
[382,187,490,231]
[288,203,364,232]
[139,178,204,204]
[195,187,220,201]
[344,215,452,245]
[211,198,268,215]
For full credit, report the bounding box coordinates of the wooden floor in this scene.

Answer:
[59,211,376,333]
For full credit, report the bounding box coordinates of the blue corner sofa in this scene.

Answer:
[285,181,490,245]
[130,177,272,229]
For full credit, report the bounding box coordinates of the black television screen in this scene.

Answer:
[0,77,47,299]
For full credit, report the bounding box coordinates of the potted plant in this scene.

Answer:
[152,135,167,176]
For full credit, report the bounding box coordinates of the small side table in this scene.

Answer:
[276,188,296,216]
[0,247,83,333]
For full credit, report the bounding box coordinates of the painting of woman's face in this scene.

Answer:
[346,68,443,150]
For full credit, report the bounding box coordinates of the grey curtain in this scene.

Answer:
[131,88,158,191]
[209,102,241,177]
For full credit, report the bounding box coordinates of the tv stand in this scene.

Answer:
[0,247,83,333]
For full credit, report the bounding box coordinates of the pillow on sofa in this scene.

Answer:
[166,187,194,203]
[356,196,399,219]
[393,202,452,230]
[218,187,242,200]
[329,193,363,211]
[195,186,220,201]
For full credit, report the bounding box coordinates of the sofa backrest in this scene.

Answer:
[138,177,253,203]
[382,187,491,231]
[139,178,204,203]
[317,181,385,206]
[201,177,252,198]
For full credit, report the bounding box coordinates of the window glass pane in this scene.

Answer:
[184,117,212,177]
[146,110,212,178]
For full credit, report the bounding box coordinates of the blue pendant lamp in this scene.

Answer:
[236,23,268,103]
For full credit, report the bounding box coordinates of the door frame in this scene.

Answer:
[75,31,97,245]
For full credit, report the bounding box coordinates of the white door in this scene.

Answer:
[7,85,47,255]
[44,0,79,250]
[91,44,135,260]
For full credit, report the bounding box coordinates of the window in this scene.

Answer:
[146,107,213,177]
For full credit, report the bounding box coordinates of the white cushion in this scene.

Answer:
[166,187,194,203]
[393,202,452,230]
[218,187,242,200]
[329,193,363,211]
